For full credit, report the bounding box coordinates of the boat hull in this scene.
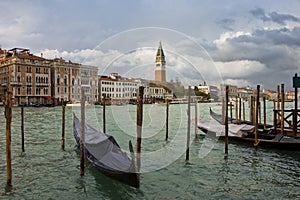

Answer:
[73,115,139,188]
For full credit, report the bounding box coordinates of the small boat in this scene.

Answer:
[67,101,91,107]
[198,121,300,151]
[73,114,139,188]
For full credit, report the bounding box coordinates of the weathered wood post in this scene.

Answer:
[102,94,106,133]
[273,100,277,134]
[235,96,238,124]
[243,101,245,122]
[239,97,242,124]
[62,99,65,150]
[277,85,280,124]
[186,86,191,161]
[21,106,25,153]
[222,97,225,124]
[293,73,299,136]
[194,99,198,139]
[225,86,229,156]
[250,96,254,125]
[254,85,260,147]
[281,84,285,135]
[230,101,233,123]
[258,101,261,124]
[136,86,144,171]
[5,91,12,186]
[80,90,85,176]
[263,97,266,130]
[165,98,169,141]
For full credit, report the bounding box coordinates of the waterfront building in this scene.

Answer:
[144,83,173,102]
[0,47,98,105]
[0,48,51,105]
[218,84,238,101]
[155,42,166,82]
[99,73,139,104]
[80,64,98,103]
[50,57,98,104]
[50,58,80,104]
[98,73,173,104]
[198,84,219,101]
[237,87,254,101]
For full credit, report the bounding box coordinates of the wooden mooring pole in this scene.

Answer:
[80,90,85,176]
[281,84,285,135]
[263,97,266,130]
[239,97,242,124]
[254,85,260,147]
[250,96,254,125]
[194,100,198,139]
[230,101,233,123]
[277,85,280,124]
[225,86,229,157]
[242,101,245,122]
[62,99,65,151]
[5,91,12,186]
[186,86,191,161]
[294,73,298,136]
[235,96,238,124]
[102,94,106,133]
[166,98,169,141]
[21,106,25,153]
[136,86,144,171]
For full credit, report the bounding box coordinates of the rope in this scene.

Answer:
[254,139,261,147]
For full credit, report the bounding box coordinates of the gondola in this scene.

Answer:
[73,114,139,188]
[198,121,300,151]
[209,107,273,129]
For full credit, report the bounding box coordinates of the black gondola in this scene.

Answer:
[73,114,139,188]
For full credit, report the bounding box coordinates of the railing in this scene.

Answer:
[273,109,299,135]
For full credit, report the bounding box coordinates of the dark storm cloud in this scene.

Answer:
[232,27,300,47]
[250,7,300,25]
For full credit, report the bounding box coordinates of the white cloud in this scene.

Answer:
[213,31,252,46]
[215,60,266,78]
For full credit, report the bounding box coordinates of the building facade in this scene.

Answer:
[0,48,51,105]
[0,48,98,105]
[99,73,173,104]
[50,58,98,104]
[99,73,139,104]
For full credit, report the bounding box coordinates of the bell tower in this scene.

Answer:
[155,42,166,82]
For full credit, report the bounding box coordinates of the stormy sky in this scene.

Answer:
[1,0,299,90]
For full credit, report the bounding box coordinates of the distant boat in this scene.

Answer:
[73,114,139,188]
[66,101,91,107]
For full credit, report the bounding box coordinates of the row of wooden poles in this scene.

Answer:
[4,85,201,185]
[223,83,289,135]
[223,83,290,156]
[13,82,291,184]
[3,83,284,185]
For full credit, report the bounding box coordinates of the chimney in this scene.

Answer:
[41,53,43,58]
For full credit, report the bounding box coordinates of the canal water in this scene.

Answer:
[0,102,299,199]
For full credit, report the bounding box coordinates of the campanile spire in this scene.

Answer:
[155,41,166,82]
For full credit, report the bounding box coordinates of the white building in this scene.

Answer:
[99,73,173,104]
[198,85,219,101]
[99,73,139,103]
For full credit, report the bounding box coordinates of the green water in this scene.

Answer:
[0,102,299,199]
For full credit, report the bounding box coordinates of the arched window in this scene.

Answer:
[64,76,67,85]
[57,75,60,85]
